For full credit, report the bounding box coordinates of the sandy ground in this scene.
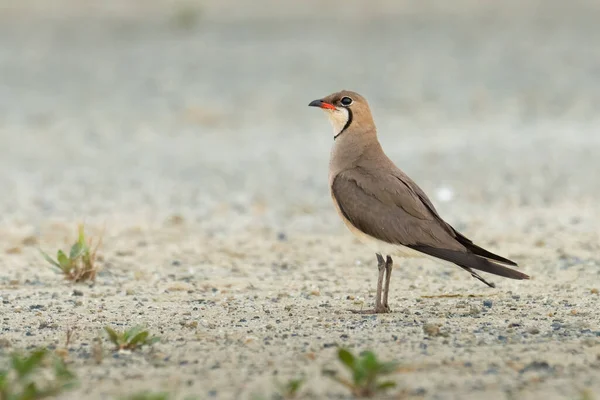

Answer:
[1,1,600,399]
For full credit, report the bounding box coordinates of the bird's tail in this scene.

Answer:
[408,245,530,284]
[452,231,518,266]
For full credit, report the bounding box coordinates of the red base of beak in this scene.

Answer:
[308,99,336,110]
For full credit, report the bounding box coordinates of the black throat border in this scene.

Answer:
[334,108,353,140]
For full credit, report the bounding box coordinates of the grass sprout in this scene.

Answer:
[104,326,160,351]
[120,392,170,400]
[274,377,305,399]
[40,225,101,282]
[323,348,398,398]
[0,348,78,400]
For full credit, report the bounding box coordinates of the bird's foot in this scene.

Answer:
[349,305,391,314]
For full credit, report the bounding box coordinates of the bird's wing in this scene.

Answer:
[390,170,518,266]
[331,168,463,249]
[331,168,529,281]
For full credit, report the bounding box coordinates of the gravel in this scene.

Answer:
[1,1,599,399]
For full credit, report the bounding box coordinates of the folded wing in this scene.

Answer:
[331,168,529,284]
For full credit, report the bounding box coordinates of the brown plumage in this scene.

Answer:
[309,90,529,314]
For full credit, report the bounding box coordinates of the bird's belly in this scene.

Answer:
[342,218,425,258]
[358,235,425,258]
[331,189,427,259]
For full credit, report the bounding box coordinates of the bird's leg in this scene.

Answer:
[374,253,386,311]
[382,255,393,311]
[350,253,389,314]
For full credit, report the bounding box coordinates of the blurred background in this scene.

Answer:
[1,0,599,235]
[2,2,600,399]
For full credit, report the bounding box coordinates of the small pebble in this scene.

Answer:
[423,323,440,337]
[5,247,22,254]
[469,306,481,315]
[520,361,552,374]
[22,236,39,246]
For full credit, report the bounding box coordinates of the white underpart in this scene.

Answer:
[334,200,443,262]
[324,107,349,137]
[349,221,427,259]
[353,226,464,269]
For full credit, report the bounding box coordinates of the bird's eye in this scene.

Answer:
[340,96,353,106]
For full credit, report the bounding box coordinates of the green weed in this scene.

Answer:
[120,392,201,400]
[0,348,77,400]
[274,377,305,399]
[120,392,170,400]
[580,389,595,400]
[40,225,101,282]
[171,3,202,30]
[104,326,160,351]
[323,348,398,398]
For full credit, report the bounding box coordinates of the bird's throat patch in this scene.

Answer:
[327,108,353,139]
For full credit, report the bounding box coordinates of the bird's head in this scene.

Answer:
[308,90,375,139]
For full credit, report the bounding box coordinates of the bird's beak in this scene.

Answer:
[308,99,336,110]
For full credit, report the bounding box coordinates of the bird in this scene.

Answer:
[308,90,530,314]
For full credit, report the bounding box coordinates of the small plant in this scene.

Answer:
[580,390,595,400]
[92,337,104,365]
[120,392,170,400]
[274,377,305,399]
[0,348,78,400]
[171,3,202,30]
[104,326,160,351]
[323,348,398,398]
[120,392,200,400]
[65,326,77,347]
[40,225,101,282]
